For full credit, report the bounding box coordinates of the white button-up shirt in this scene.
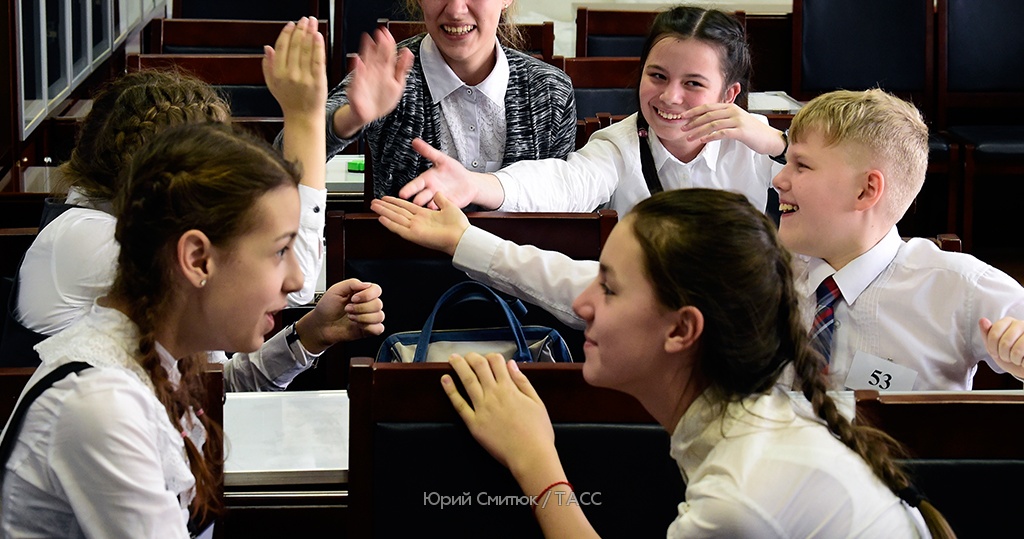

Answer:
[420,35,508,173]
[797,226,1024,390]
[494,113,781,217]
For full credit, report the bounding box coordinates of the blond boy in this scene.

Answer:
[773,89,1024,390]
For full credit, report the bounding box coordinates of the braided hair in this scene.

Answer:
[109,123,299,522]
[57,69,230,200]
[630,189,954,538]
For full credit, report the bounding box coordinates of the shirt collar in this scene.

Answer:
[154,341,182,389]
[647,128,721,173]
[807,226,902,306]
[669,387,796,484]
[66,186,114,214]
[420,34,509,108]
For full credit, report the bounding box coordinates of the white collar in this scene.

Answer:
[648,127,721,173]
[669,387,797,484]
[807,226,902,306]
[65,186,115,214]
[420,34,509,108]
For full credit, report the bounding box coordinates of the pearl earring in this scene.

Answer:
[199,278,207,287]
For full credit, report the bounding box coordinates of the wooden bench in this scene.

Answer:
[126,53,284,142]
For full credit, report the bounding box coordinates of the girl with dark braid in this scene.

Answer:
[3,20,384,386]
[373,188,953,538]
[15,17,325,338]
[0,120,382,536]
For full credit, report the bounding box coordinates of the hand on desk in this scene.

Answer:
[442,352,599,536]
[979,316,1024,379]
[397,138,504,210]
[680,102,787,157]
[442,353,558,478]
[294,279,385,354]
[370,192,469,257]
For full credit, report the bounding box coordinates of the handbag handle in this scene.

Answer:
[413,281,532,363]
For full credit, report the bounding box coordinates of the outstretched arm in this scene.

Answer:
[443,353,599,539]
[372,192,592,328]
[979,317,1024,379]
[370,192,469,256]
[264,18,329,305]
[219,279,384,391]
[295,279,385,354]
[397,138,505,209]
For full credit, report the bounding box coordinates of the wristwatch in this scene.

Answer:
[286,322,300,346]
[769,129,789,165]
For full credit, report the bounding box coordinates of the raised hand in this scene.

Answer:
[339,28,415,134]
[263,17,327,118]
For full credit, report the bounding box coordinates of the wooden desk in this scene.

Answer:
[220,390,349,537]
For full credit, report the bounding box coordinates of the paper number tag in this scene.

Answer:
[844,351,918,391]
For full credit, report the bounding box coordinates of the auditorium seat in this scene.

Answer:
[856,390,1024,538]
[936,0,1024,253]
[323,210,616,386]
[348,358,685,537]
[562,57,640,120]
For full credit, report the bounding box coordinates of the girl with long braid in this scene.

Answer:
[0,121,359,536]
[14,17,324,340]
[3,19,384,388]
[373,188,953,537]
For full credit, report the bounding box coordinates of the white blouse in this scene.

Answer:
[668,387,929,538]
[1,305,200,538]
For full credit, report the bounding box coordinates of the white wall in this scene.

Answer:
[513,0,792,56]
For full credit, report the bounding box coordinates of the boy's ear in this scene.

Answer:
[177,229,213,289]
[723,82,742,104]
[665,306,704,354]
[854,169,885,211]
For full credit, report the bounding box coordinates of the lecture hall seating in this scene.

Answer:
[561,56,640,120]
[323,209,616,387]
[937,0,1024,254]
[856,390,1024,538]
[348,357,685,537]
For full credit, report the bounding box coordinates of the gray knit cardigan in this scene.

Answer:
[324,35,577,198]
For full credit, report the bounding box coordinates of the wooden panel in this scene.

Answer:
[746,14,792,93]
[147,18,329,54]
[562,56,640,89]
[855,390,1024,459]
[326,210,616,285]
[127,53,265,85]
